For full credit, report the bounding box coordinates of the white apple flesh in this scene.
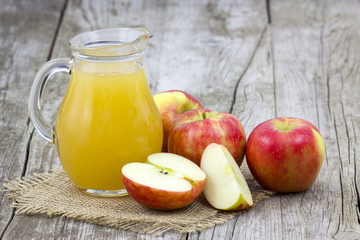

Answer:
[200,143,253,210]
[122,153,206,210]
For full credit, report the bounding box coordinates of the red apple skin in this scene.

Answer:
[122,175,205,210]
[246,117,325,193]
[233,203,252,211]
[168,109,246,166]
[154,90,204,152]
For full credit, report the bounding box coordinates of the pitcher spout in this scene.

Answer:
[134,27,153,41]
[132,27,153,52]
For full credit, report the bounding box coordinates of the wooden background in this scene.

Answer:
[1,0,360,239]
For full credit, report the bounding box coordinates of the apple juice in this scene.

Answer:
[54,61,163,190]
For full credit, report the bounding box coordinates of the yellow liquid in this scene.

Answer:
[54,61,163,190]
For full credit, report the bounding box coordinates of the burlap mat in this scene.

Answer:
[3,168,273,236]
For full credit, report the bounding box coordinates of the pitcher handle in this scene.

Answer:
[28,58,71,143]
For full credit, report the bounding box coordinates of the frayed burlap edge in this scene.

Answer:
[2,169,273,236]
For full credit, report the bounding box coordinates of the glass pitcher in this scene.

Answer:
[28,28,163,197]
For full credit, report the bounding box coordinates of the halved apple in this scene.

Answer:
[122,153,206,210]
[200,143,253,210]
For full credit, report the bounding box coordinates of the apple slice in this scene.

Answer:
[122,153,206,210]
[200,143,253,210]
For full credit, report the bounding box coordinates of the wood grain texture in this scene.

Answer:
[270,0,360,239]
[233,0,360,239]
[193,0,360,239]
[0,0,66,238]
[1,0,360,239]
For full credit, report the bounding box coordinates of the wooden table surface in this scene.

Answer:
[1,0,360,239]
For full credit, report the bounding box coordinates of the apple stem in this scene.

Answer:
[202,112,207,120]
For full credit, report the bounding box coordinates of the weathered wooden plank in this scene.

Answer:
[250,0,360,239]
[315,0,360,238]
[0,0,66,237]
[268,1,327,239]
[230,25,281,240]
[147,0,269,113]
[188,2,271,238]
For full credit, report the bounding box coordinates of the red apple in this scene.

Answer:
[122,153,206,210]
[246,117,325,192]
[153,90,204,152]
[168,109,246,166]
